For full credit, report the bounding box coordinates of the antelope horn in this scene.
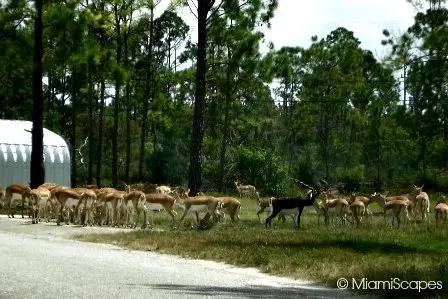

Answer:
[296,180,314,190]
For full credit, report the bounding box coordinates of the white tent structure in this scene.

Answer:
[0,119,71,188]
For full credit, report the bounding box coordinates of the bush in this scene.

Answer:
[227,146,288,197]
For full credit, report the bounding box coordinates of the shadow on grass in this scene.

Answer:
[207,238,439,255]
[124,283,370,299]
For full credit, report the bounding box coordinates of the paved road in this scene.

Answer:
[0,216,374,299]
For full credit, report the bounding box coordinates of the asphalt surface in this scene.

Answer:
[0,216,375,299]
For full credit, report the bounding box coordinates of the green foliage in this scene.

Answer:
[1,0,448,192]
[229,146,288,196]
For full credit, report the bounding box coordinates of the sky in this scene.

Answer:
[154,0,418,59]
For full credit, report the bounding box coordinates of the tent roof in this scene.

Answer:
[0,119,69,148]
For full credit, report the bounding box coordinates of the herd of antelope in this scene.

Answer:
[241,181,448,229]
[0,180,447,230]
[0,182,242,229]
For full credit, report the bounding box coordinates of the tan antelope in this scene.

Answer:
[155,185,172,195]
[74,188,97,226]
[411,185,430,221]
[323,196,350,226]
[177,195,221,226]
[122,190,146,228]
[312,200,327,225]
[98,190,125,227]
[348,193,374,217]
[136,193,177,228]
[5,183,32,218]
[51,187,81,225]
[435,201,448,227]
[38,182,59,191]
[92,188,118,225]
[372,192,410,228]
[234,181,260,201]
[124,183,145,193]
[29,187,51,224]
[349,200,366,228]
[214,197,241,223]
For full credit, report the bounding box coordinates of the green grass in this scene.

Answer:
[35,194,448,298]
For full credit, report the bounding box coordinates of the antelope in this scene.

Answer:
[257,197,274,223]
[256,197,291,224]
[312,200,327,225]
[171,186,190,199]
[214,197,241,223]
[51,187,81,225]
[124,183,145,193]
[122,190,146,228]
[155,185,172,195]
[30,187,52,224]
[398,187,420,218]
[372,192,410,228]
[348,193,374,216]
[323,196,350,226]
[350,200,366,228]
[38,182,59,191]
[97,190,125,227]
[136,193,177,228]
[435,201,448,227]
[177,195,221,227]
[5,183,32,218]
[75,188,97,226]
[91,188,117,225]
[234,181,259,201]
[265,180,327,229]
[412,185,430,221]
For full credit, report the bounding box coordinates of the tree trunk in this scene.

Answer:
[124,6,133,184]
[70,68,78,188]
[112,5,122,188]
[218,47,232,192]
[124,27,131,184]
[30,0,45,189]
[87,77,94,184]
[188,2,208,195]
[96,78,106,188]
[138,5,155,181]
[125,81,131,183]
[376,109,381,192]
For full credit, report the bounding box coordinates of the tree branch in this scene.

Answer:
[186,0,198,19]
[207,0,250,23]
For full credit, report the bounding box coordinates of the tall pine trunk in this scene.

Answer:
[30,0,45,189]
[96,79,106,187]
[87,77,94,184]
[218,47,232,192]
[188,1,208,195]
[70,68,78,188]
[112,4,122,188]
[138,5,154,181]
[124,13,132,184]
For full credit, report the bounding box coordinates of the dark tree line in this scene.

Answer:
[1,0,447,195]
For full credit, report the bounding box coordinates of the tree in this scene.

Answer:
[181,0,278,195]
[30,0,45,189]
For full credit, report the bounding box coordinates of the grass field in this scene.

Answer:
[71,193,448,298]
